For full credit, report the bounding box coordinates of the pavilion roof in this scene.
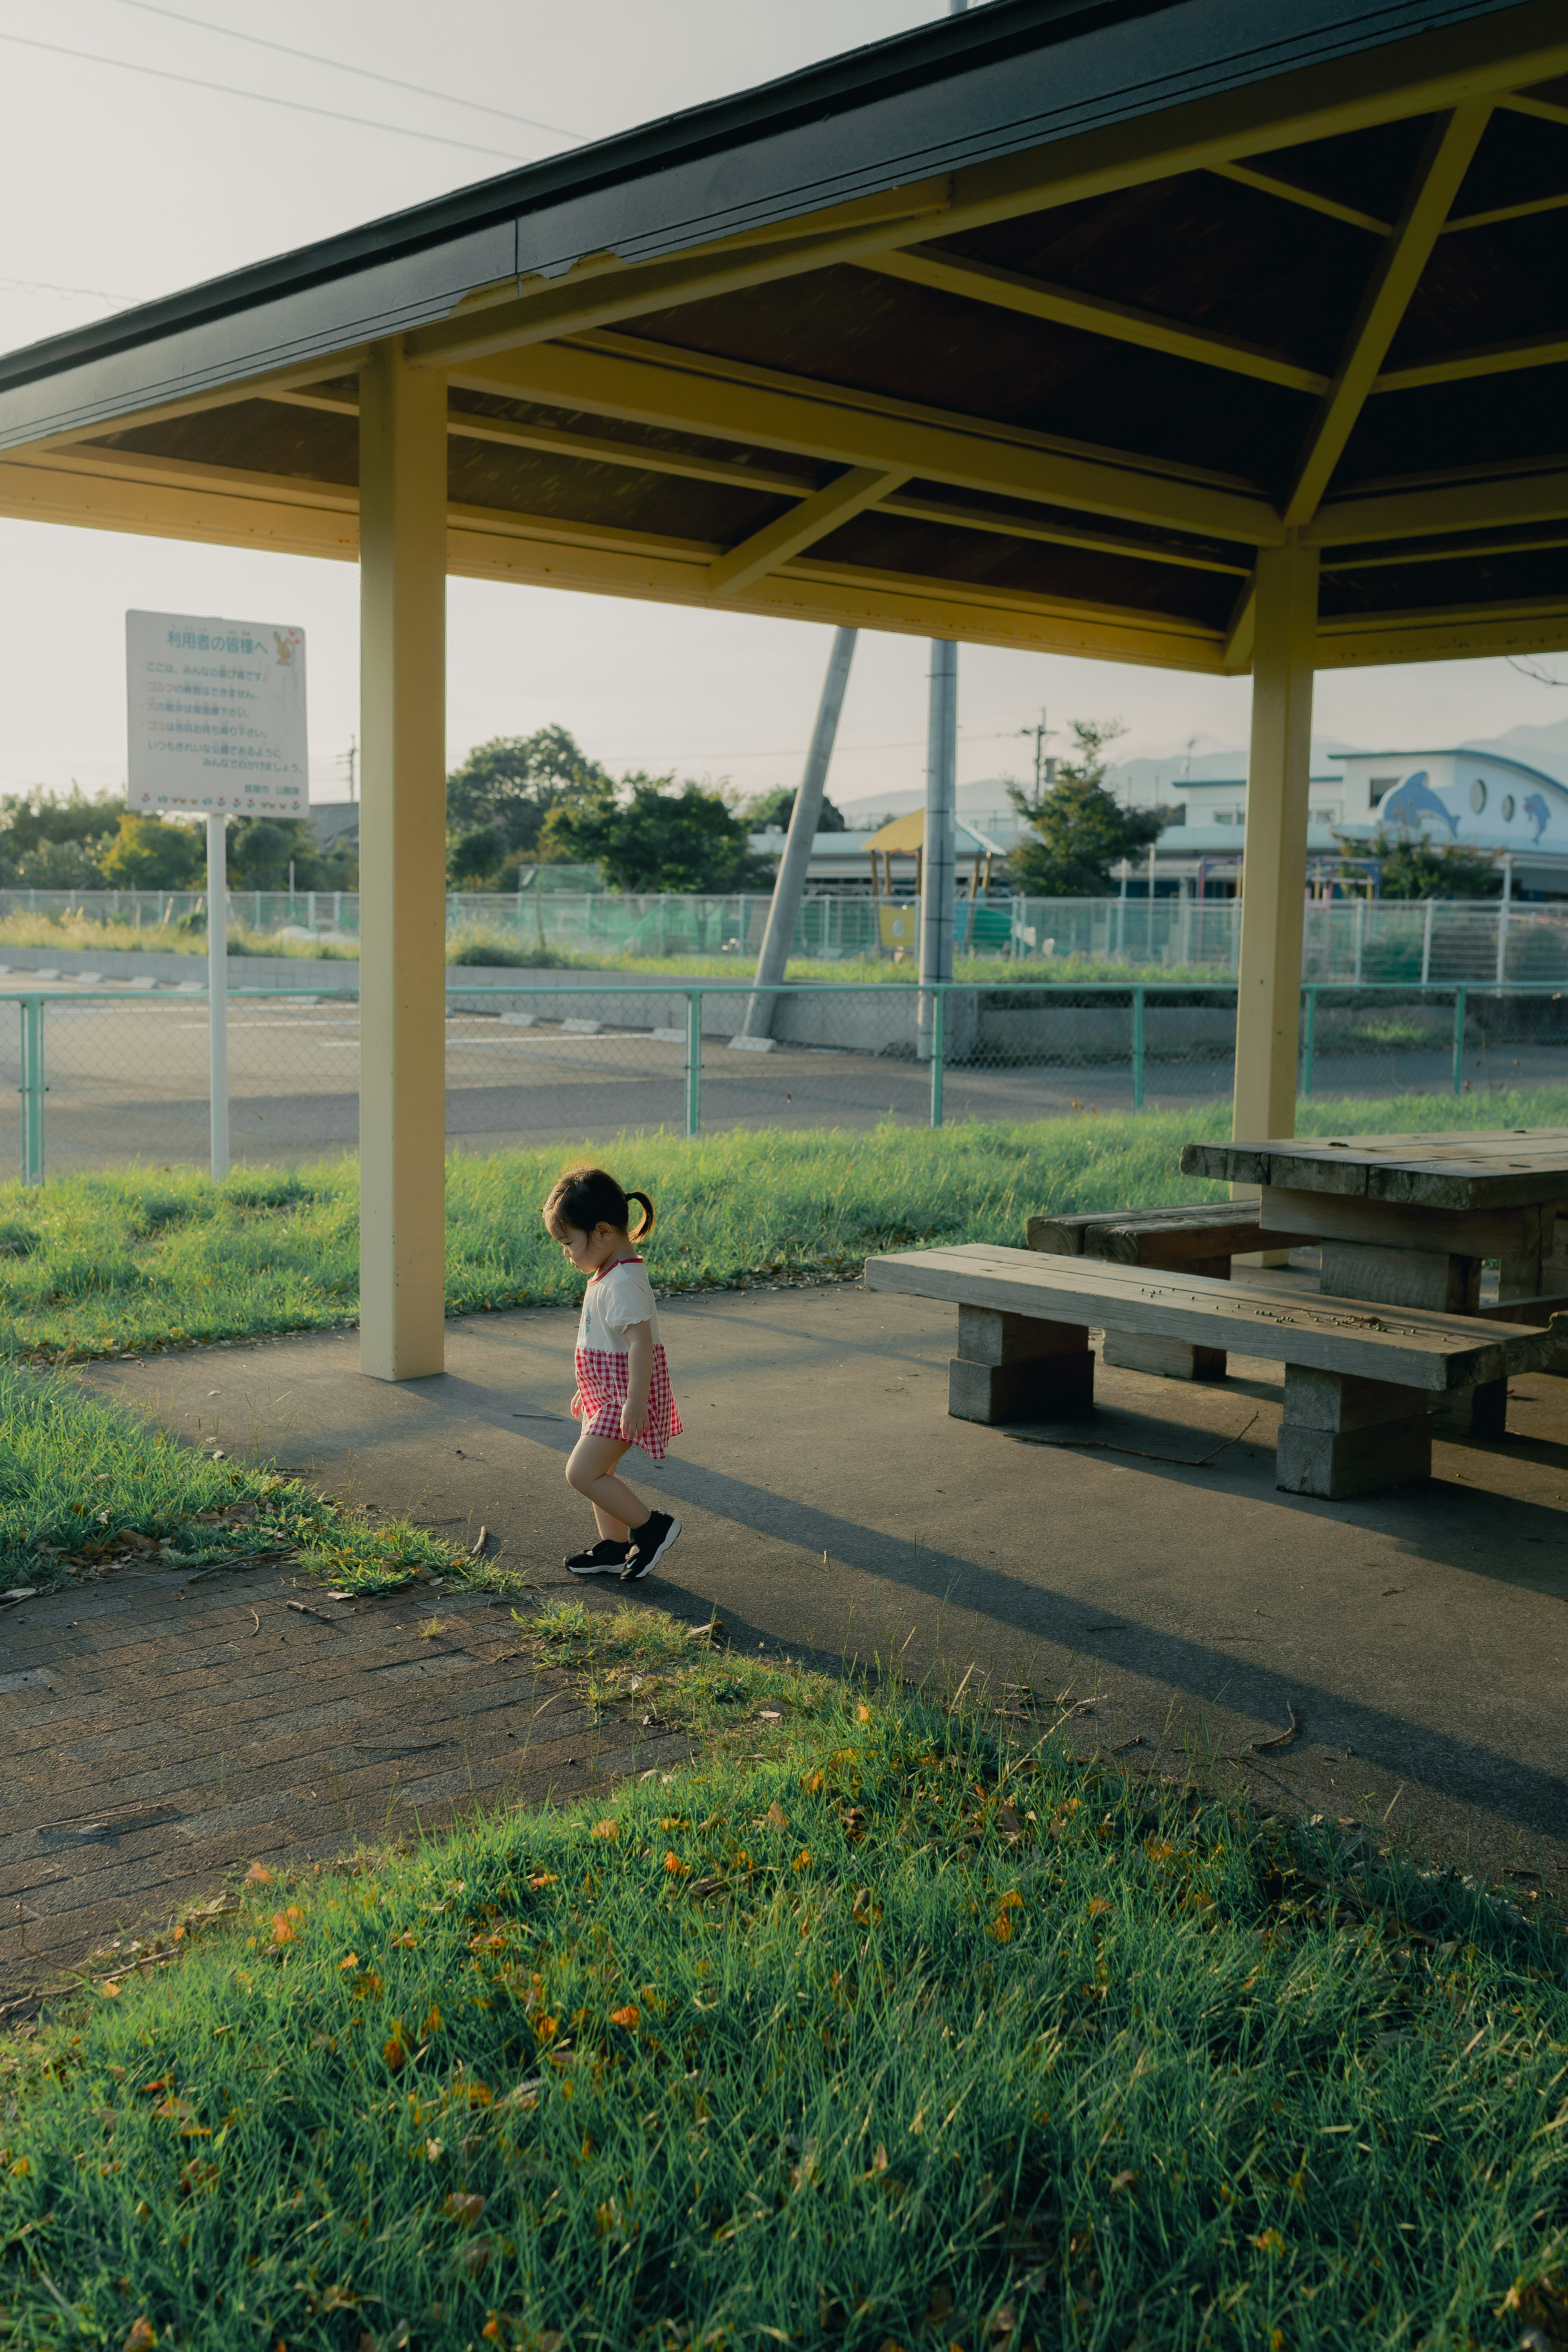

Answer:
[1,0,1564,675]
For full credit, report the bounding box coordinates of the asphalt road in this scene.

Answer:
[0,994,1562,1178]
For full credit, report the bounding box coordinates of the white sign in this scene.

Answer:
[125,608,307,815]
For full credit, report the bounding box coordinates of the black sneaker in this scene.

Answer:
[619,1511,681,1582]
[564,1538,632,1577]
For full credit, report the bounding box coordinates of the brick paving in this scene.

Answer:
[0,1559,685,1998]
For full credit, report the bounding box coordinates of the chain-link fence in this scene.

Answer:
[6,888,1566,981]
[3,979,1568,1182]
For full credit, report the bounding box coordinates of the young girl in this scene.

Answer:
[543,1163,682,1582]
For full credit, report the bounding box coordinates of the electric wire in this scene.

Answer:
[109,0,582,142]
[0,29,549,163]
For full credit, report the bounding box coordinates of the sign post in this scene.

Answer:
[125,611,307,1180]
[207,813,230,1178]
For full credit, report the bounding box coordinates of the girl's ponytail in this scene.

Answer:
[542,1163,656,1244]
[626,1189,655,1242]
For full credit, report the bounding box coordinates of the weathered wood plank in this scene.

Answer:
[1027,1203,1302,1265]
[1259,1185,1541,1261]
[863,1242,1563,1390]
[1181,1129,1568,1212]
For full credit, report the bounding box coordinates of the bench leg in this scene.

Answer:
[1103,1334,1227,1382]
[1099,1248,1229,1383]
[1432,1375,1508,1441]
[949,1305,1094,1425]
[1275,1366,1432,1500]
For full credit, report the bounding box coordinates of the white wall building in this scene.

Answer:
[1176,748,1568,897]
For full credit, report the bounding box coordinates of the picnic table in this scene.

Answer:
[1179,1127,1568,1314]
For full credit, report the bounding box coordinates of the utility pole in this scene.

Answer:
[1018,708,1053,796]
[741,627,858,1043]
[918,0,970,1065]
[342,734,358,801]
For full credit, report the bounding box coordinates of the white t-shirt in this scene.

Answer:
[577,1257,661,1355]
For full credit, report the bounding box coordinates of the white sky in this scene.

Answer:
[2,0,1564,812]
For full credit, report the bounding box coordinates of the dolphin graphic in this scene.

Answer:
[1524,792,1550,841]
[1379,770,1459,837]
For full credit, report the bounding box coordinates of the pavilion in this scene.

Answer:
[1,0,1565,1379]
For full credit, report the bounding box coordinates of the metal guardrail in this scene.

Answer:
[4,977,1566,1184]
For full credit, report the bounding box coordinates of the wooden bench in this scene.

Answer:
[864,1241,1562,1500]
[1025,1203,1306,1383]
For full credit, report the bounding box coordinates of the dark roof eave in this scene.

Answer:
[0,0,1539,453]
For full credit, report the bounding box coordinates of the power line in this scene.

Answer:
[0,30,547,163]
[110,0,582,142]
[0,274,140,305]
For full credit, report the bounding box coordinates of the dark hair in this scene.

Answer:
[542,1163,655,1244]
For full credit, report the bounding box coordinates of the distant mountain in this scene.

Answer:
[1467,716,1568,788]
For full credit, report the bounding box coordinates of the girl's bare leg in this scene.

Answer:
[566,1434,651,1532]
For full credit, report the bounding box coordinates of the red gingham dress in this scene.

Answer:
[572,1256,683,1461]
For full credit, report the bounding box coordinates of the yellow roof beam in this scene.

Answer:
[1282,103,1492,528]
[1205,162,1390,236]
[1316,595,1568,667]
[1442,186,1568,234]
[1372,329,1568,392]
[455,339,1285,546]
[856,245,1327,394]
[1498,91,1568,127]
[268,385,819,497]
[880,492,1250,576]
[705,464,908,597]
[1307,465,1568,544]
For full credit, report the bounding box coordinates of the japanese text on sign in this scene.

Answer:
[125,609,308,814]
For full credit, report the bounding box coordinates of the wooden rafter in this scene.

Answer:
[706,465,909,595]
[855,246,1328,393]
[268,385,819,497]
[1282,103,1493,528]
[1371,330,1568,392]
[453,338,1284,546]
[1307,465,1568,544]
[1204,161,1391,236]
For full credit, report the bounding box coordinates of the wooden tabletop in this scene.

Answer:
[1179,1128,1568,1211]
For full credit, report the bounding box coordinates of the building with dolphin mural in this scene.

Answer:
[1172,748,1568,899]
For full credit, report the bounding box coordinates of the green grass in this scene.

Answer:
[0,1359,461,1595]
[5,1089,1568,1364]
[1,1654,1563,2351]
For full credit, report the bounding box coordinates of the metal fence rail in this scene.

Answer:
[4,978,1568,1184]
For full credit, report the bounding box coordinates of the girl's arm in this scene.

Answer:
[620,1321,653,1440]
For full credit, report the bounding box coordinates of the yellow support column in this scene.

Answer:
[358,340,449,1380]
[1233,533,1319,1145]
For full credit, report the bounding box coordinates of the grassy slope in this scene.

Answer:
[0,1651,1562,2351]
[0,1360,460,1592]
[0,910,1240,985]
[3,1089,1567,1364]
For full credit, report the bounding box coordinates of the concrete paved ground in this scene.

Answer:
[4,1279,1564,1988]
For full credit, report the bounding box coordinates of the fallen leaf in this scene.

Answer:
[445,2192,486,2225]
[856,1705,872,1723]
[765,1801,789,1829]
[526,1872,559,1891]
[122,2321,158,2351]
[99,1978,122,1998]
[1088,1898,1113,1917]
[244,1862,273,1886]
[338,1953,359,1973]
[610,2004,640,2030]
[383,2031,409,2071]
[1110,2168,1139,2192]
[792,1850,813,1873]
[420,2005,443,2038]
[663,1852,690,1877]
[590,1819,619,1841]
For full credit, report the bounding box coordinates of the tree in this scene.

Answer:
[445,725,610,885]
[98,814,206,891]
[226,816,354,892]
[745,784,847,833]
[541,773,775,892]
[0,785,118,886]
[1006,719,1167,895]
[1347,827,1500,900]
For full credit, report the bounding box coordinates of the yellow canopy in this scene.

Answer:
[862,811,928,855]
